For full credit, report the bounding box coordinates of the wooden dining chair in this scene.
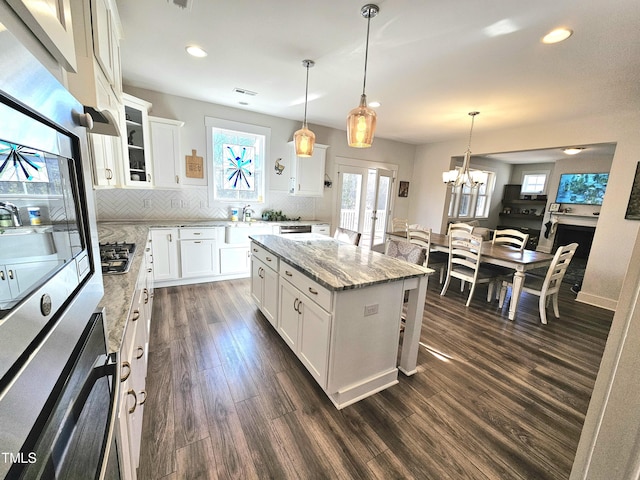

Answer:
[391,218,409,238]
[492,228,529,251]
[447,222,474,235]
[498,243,578,324]
[407,225,448,283]
[333,227,361,246]
[440,230,501,306]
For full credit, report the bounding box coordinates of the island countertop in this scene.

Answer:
[249,234,433,291]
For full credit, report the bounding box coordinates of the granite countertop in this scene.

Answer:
[97,219,330,353]
[249,234,433,291]
[98,223,151,353]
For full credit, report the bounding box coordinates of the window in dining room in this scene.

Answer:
[448,170,495,220]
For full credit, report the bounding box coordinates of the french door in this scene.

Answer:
[336,165,394,249]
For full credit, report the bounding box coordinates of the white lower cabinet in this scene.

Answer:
[116,241,153,479]
[150,228,179,281]
[0,259,60,302]
[278,276,331,388]
[219,246,251,274]
[180,239,218,278]
[251,254,278,327]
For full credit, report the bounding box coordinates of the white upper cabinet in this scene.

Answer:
[67,0,122,109]
[123,94,153,187]
[288,142,328,197]
[149,116,184,189]
[7,0,77,72]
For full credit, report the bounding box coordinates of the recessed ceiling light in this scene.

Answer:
[369,101,381,108]
[542,28,573,44]
[563,147,585,155]
[185,45,207,57]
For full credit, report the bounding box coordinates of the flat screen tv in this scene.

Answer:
[555,172,609,205]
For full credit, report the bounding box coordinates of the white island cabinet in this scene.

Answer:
[249,235,432,409]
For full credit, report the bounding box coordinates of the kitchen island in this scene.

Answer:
[249,234,433,409]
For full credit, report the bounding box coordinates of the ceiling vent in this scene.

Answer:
[167,0,193,11]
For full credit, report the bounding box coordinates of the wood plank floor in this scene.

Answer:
[137,277,612,480]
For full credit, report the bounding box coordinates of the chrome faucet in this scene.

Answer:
[0,202,22,227]
[242,205,254,222]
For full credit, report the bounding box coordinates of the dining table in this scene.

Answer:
[390,230,555,320]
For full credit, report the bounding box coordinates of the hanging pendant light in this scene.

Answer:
[442,111,486,188]
[347,4,379,148]
[294,59,316,157]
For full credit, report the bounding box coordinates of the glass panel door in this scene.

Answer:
[362,168,393,250]
[337,166,394,249]
[337,167,364,233]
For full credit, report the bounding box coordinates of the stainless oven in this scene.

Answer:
[0,17,105,479]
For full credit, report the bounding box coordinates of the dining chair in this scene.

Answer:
[498,242,578,324]
[447,222,474,235]
[440,230,502,306]
[385,238,427,327]
[391,218,409,238]
[492,228,529,251]
[407,225,448,283]
[333,227,361,246]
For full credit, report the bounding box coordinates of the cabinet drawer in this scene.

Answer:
[180,227,219,240]
[250,243,279,270]
[279,263,332,312]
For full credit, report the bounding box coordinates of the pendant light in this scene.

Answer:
[442,111,486,188]
[347,4,379,148]
[293,59,316,157]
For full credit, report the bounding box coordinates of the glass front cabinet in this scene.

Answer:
[123,93,152,187]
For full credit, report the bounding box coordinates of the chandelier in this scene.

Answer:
[442,111,485,188]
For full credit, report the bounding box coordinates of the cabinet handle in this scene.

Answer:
[8,270,13,280]
[253,248,258,252]
[308,287,318,295]
[176,175,180,184]
[147,268,153,273]
[285,270,293,277]
[296,300,303,314]
[147,174,151,182]
[120,361,131,382]
[293,298,299,311]
[106,168,113,180]
[168,233,172,242]
[138,390,147,406]
[136,346,144,359]
[194,241,202,244]
[144,288,149,304]
[127,389,138,414]
[193,232,201,235]
[0,271,4,281]
[266,256,272,262]
[146,247,151,252]
[131,309,140,321]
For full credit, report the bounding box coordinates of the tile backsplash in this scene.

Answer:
[95,188,318,222]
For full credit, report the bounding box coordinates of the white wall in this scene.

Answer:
[97,87,416,230]
[409,110,640,309]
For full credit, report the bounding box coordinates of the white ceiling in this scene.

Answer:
[115,0,640,147]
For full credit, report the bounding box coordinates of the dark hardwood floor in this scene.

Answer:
[138,276,612,480]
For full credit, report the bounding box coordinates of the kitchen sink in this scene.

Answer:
[0,228,56,260]
[225,223,273,244]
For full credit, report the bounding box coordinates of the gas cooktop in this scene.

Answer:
[99,242,136,274]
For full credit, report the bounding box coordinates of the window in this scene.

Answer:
[205,117,269,202]
[448,169,495,220]
[521,171,550,195]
